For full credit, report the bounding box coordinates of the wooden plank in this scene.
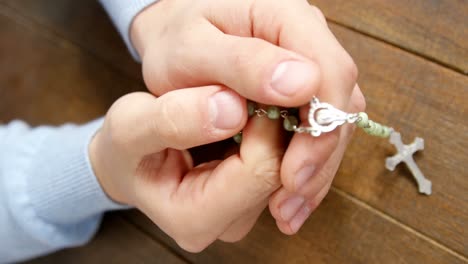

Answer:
[23,214,187,264]
[309,0,468,74]
[1,0,466,261]
[0,8,184,264]
[124,190,465,264]
[6,0,468,76]
[1,0,142,80]
[328,23,468,256]
[0,6,143,125]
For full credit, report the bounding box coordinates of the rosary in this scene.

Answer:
[234,97,432,195]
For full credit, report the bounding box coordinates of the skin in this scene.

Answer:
[90,0,366,252]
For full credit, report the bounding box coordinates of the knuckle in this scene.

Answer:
[268,199,282,220]
[176,240,206,253]
[175,234,214,253]
[342,53,359,84]
[315,170,330,188]
[141,45,174,95]
[105,97,135,150]
[141,56,161,95]
[310,5,326,24]
[306,195,324,213]
[310,169,337,198]
[152,97,182,148]
[107,122,128,149]
[253,153,282,191]
[171,215,217,253]
[231,38,264,69]
[220,230,249,243]
[353,89,367,113]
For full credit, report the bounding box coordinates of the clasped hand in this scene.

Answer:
[89,0,365,252]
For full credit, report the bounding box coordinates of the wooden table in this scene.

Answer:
[1,1,466,263]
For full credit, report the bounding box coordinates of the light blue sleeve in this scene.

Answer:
[99,0,160,61]
[0,119,128,263]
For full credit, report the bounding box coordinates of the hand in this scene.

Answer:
[89,86,286,252]
[131,0,366,234]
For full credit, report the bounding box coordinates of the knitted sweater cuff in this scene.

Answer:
[99,0,160,61]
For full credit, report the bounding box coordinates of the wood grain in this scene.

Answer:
[309,0,468,74]
[1,0,142,81]
[8,0,468,75]
[329,23,468,255]
[0,6,143,125]
[124,190,465,264]
[1,0,466,263]
[22,215,187,264]
[0,8,180,263]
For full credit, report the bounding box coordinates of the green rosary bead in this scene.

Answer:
[356,112,391,138]
[283,116,298,131]
[356,112,369,128]
[233,132,242,144]
[247,101,256,117]
[234,103,299,143]
[267,106,280,119]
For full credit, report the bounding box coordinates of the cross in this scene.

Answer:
[385,131,432,195]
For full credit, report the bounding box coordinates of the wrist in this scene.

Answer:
[89,129,128,205]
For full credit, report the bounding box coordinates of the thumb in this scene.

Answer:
[105,86,247,157]
[132,114,287,252]
[143,23,321,107]
[206,114,286,218]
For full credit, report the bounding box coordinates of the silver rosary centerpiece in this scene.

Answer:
[293,97,359,137]
[294,97,432,195]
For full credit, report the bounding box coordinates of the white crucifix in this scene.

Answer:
[385,131,432,195]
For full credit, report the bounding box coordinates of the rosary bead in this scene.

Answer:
[267,106,280,119]
[233,132,242,144]
[283,116,298,131]
[236,102,300,144]
[247,101,256,117]
[360,117,391,138]
[380,126,391,138]
[356,112,369,128]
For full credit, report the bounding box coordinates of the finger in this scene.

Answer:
[218,200,267,243]
[207,0,357,107]
[186,114,284,234]
[229,111,347,238]
[273,180,332,235]
[241,1,359,193]
[105,86,247,156]
[144,21,321,106]
[280,85,365,193]
[151,115,285,252]
[202,34,321,106]
[134,148,191,211]
[209,115,285,213]
[269,188,305,224]
[289,86,365,198]
[136,155,223,253]
[269,170,333,224]
[271,86,365,232]
[208,114,289,243]
[260,1,358,107]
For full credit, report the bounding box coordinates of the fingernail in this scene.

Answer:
[295,164,316,189]
[209,90,243,129]
[280,195,305,221]
[290,204,312,233]
[271,61,314,96]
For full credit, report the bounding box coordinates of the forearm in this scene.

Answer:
[0,119,126,263]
